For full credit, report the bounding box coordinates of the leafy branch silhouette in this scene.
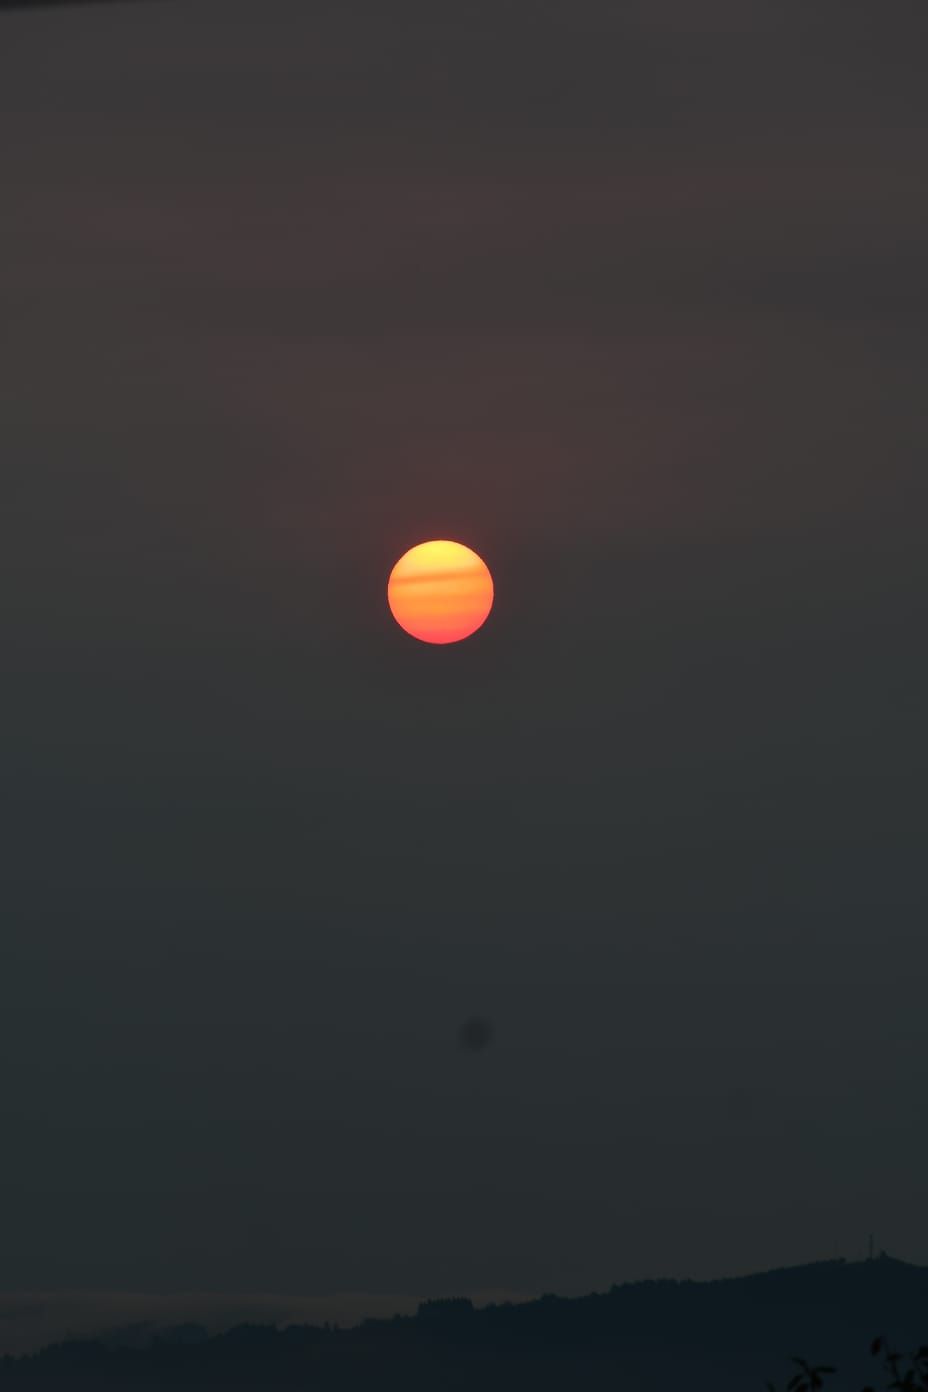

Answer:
[768,1339,928,1392]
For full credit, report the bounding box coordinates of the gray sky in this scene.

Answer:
[1,0,926,1334]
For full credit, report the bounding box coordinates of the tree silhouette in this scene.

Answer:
[768,1340,928,1392]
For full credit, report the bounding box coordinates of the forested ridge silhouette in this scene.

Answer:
[2,1255,926,1389]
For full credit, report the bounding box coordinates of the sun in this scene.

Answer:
[387,540,494,644]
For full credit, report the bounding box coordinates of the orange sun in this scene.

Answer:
[387,540,494,644]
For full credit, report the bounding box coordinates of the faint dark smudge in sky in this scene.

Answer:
[459,1015,494,1052]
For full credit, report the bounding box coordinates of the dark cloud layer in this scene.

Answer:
[1,0,926,1321]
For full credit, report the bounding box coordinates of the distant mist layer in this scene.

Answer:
[0,1288,529,1357]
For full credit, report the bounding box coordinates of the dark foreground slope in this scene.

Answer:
[2,1256,926,1391]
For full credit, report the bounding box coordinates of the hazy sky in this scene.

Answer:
[1,0,926,1329]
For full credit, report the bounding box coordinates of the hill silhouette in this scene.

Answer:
[2,1255,926,1389]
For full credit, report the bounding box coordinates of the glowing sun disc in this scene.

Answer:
[388,540,494,644]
